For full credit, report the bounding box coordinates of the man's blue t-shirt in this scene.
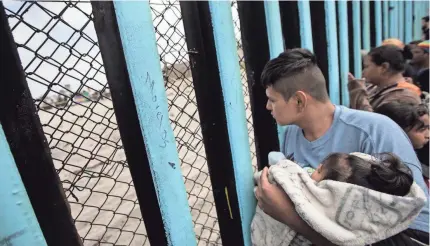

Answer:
[282,105,429,233]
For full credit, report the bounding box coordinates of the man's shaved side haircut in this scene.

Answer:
[261,48,329,102]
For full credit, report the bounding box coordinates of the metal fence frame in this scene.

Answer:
[1,0,427,245]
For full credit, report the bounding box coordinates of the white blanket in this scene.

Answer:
[251,152,427,246]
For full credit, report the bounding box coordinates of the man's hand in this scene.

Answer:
[255,167,291,222]
[255,167,338,246]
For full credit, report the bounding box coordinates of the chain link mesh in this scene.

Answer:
[149,0,221,244]
[5,0,256,245]
[5,1,148,245]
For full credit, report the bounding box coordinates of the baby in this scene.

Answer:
[309,152,413,196]
[251,152,426,246]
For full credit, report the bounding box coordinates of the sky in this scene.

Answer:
[4,0,241,100]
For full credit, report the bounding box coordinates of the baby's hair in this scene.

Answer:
[321,153,413,196]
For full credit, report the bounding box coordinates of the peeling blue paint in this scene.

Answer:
[113,1,195,245]
[0,124,47,246]
[208,2,255,245]
[405,1,413,43]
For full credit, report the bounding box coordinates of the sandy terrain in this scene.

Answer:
[6,1,256,244]
[36,74,256,246]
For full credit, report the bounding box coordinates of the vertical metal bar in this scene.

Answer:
[389,0,397,38]
[263,1,286,150]
[325,0,340,105]
[208,2,255,245]
[91,2,195,245]
[420,2,428,39]
[338,1,350,106]
[298,0,314,51]
[98,1,196,245]
[375,0,383,46]
[237,1,280,170]
[353,1,362,78]
[279,1,301,49]
[413,1,421,40]
[405,1,413,43]
[399,1,404,41]
[264,1,284,57]
[362,0,371,51]
[369,1,377,47]
[348,1,356,74]
[180,1,250,244]
[0,124,47,246]
[310,1,330,84]
[383,0,389,39]
[0,3,82,245]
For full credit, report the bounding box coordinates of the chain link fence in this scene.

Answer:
[5,0,256,245]
[150,1,221,244]
[5,1,148,245]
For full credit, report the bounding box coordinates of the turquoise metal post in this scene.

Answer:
[263,0,287,148]
[399,1,404,41]
[112,2,196,245]
[389,1,398,38]
[405,1,413,43]
[375,0,383,46]
[413,1,421,40]
[298,0,314,51]
[353,1,362,78]
[383,0,389,39]
[362,0,371,51]
[0,124,47,246]
[325,0,340,105]
[338,1,349,106]
[208,2,255,245]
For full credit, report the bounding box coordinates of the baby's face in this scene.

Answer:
[310,164,325,182]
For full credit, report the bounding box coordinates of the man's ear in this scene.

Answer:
[381,62,390,73]
[295,91,308,111]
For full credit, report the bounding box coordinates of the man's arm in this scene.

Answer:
[255,168,337,246]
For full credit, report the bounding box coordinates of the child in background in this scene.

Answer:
[375,102,429,188]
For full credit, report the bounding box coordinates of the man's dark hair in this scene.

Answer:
[368,45,406,73]
[375,102,429,131]
[261,48,329,102]
[422,16,429,22]
[321,153,413,196]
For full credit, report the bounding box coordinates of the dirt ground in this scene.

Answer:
[37,75,257,246]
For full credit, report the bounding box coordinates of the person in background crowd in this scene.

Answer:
[411,40,430,174]
[375,102,430,188]
[411,40,429,93]
[256,48,429,245]
[422,16,429,40]
[348,45,421,112]
[403,40,422,79]
[382,38,419,81]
